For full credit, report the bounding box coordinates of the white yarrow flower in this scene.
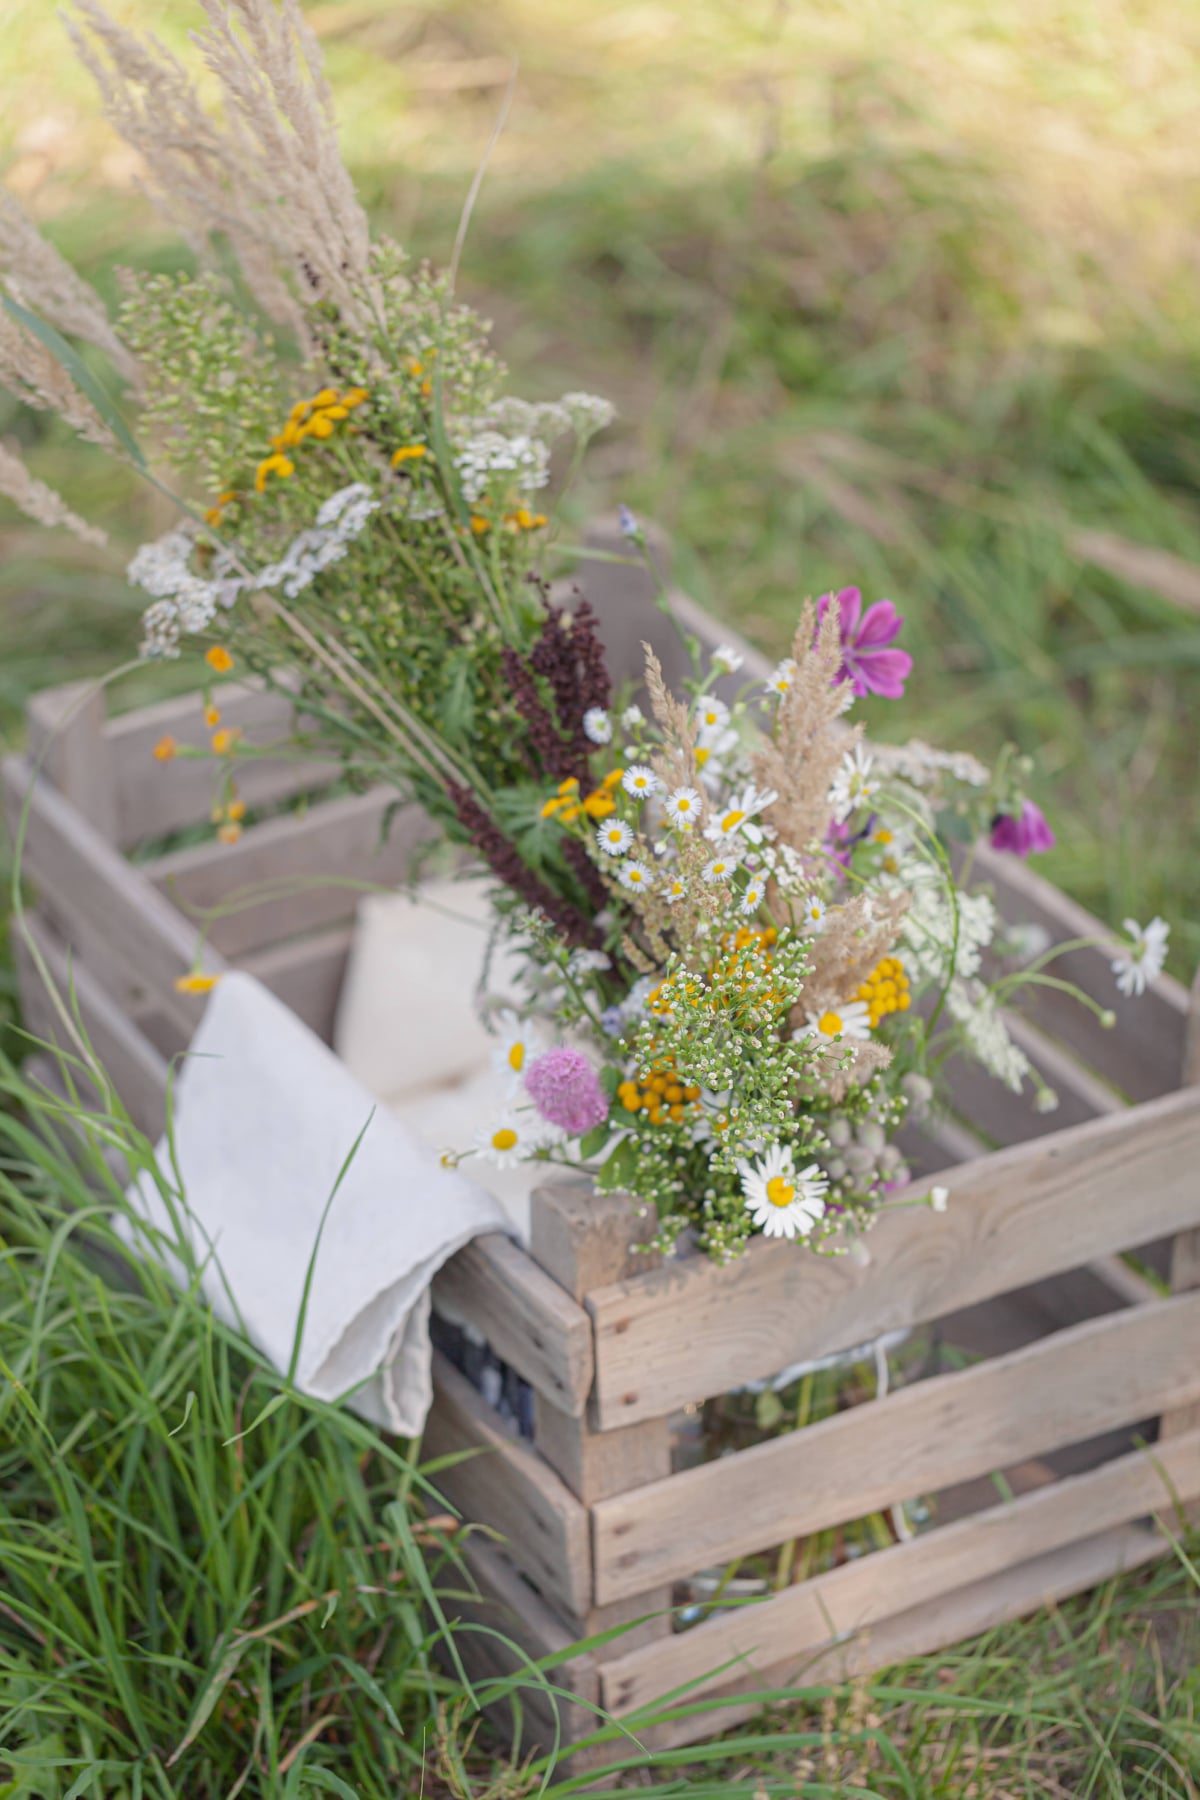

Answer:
[1111,916,1170,997]
[738,1144,829,1241]
[583,707,613,745]
[622,764,659,799]
[829,744,879,824]
[665,785,702,828]
[596,819,634,857]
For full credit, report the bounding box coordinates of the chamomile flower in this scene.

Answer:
[801,895,828,933]
[765,657,796,698]
[492,1010,544,1083]
[665,785,702,827]
[693,694,730,742]
[1111,916,1170,997]
[619,859,654,891]
[738,1144,829,1241]
[475,1111,549,1169]
[797,1000,873,1044]
[829,743,879,823]
[739,880,765,914]
[596,819,634,857]
[583,707,613,745]
[703,784,778,845]
[702,853,741,884]
[623,764,659,799]
[664,875,687,903]
[711,644,744,674]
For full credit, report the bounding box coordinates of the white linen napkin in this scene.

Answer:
[124,971,511,1436]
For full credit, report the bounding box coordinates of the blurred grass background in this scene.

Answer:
[1,0,1198,983]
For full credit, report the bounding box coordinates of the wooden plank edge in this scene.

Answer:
[599,1425,1200,1716]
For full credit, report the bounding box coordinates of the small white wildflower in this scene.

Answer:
[665,785,702,828]
[801,895,828,933]
[702,853,740,884]
[583,707,613,745]
[618,859,654,891]
[796,1000,873,1044]
[712,643,744,674]
[693,694,730,742]
[560,392,616,437]
[474,1110,551,1169]
[621,703,645,730]
[1034,1087,1060,1114]
[569,948,613,975]
[622,764,659,799]
[738,1145,828,1241]
[703,784,778,846]
[664,875,687,904]
[596,819,633,857]
[492,1010,544,1086]
[1111,916,1170,998]
[930,1185,949,1213]
[739,881,765,914]
[765,657,796,698]
[829,744,879,824]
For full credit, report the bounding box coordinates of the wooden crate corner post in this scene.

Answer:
[1161,964,1200,1444]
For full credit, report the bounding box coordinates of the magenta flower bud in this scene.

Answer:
[990,800,1056,858]
[524,1047,609,1136]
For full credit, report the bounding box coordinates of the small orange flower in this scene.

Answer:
[341,387,369,408]
[582,789,616,819]
[226,798,246,822]
[311,387,339,407]
[204,705,221,728]
[217,822,243,845]
[175,972,220,995]
[390,445,428,466]
[469,515,490,535]
[254,453,294,493]
[206,646,234,674]
[602,767,625,790]
[153,735,177,763]
[420,378,433,398]
[211,727,242,755]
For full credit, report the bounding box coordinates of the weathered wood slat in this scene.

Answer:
[147,787,430,958]
[972,840,1188,1103]
[601,1425,1200,1715]
[4,754,228,1037]
[424,1351,591,1618]
[623,1522,1167,1751]
[1162,969,1200,1444]
[106,680,341,847]
[26,680,118,841]
[432,1233,594,1419]
[240,925,354,1045]
[591,1291,1200,1605]
[588,1085,1200,1429]
[942,1007,1123,1146]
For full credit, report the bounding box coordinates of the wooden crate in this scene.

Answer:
[6,527,1200,1762]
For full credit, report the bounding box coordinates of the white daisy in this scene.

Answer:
[475,1110,548,1169]
[621,703,645,729]
[765,657,796,698]
[801,895,827,933]
[664,875,687,904]
[738,1144,829,1241]
[739,881,765,914]
[492,1010,543,1083]
[619,859,654,891]
[693,726,740,788]
[596,818,633,857]
[583,707,612,745]
[702,853,741,884]
[693,694,730,742]
[1111,916,1170,997]
[829,743,879,824]
[797,1000,873,1044]
[711,643,744,674]
[703,783,778,845]
[665,785,702,828]
[623,764,659,800]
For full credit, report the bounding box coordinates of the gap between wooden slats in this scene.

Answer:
[591,1290,1200,1605]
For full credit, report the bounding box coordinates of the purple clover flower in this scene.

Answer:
[990,800,1056,858]
[817,586,913,699]
[524,1047,610,1136]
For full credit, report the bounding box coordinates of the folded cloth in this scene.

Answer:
[124,971,512,1436]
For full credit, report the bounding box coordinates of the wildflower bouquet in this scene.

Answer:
[0,1,1170,1266]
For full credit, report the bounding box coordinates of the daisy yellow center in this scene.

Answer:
[605,827,624,842]
[632,775,648,788]
[818,1010,843,1036]
[766,1175,795,1208]
[775,678,790,691]
[508,1043,525,1072]
[695,747,711,767]
[492,1127,519,1151]
[721,809,746,832]
[675,795,693,812]
[628,869,644,883]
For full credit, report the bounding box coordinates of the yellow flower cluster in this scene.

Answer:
[617,1066,701,1126]
[255,386,370,492]
[856,955,911,1027]
[540,770,623,823]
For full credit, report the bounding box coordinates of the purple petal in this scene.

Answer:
[834,586,862,638]
[854,599,904,650]
[849,645,912,699]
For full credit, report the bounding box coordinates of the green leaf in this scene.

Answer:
[221,1389,288,1446]
[577,1124,610,1159]
[754,1389,786,1430]
[596,1133,637,1193]
[1,294,145,468]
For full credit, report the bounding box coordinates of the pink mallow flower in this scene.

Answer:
[817,587,913,699]
[990,800,1056,858]
[524,1047,609,1136]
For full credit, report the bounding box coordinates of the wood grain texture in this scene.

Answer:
[600,1426,1200,1715]
[1162,967,1200,1442]
[14,910,171,1138]
[591,1291,1200,1604]
[616,1523,1167,1751]
[106,679,341,847]
[239,925,353,1044]
[971,840,1189,1103]
[147,788,431,958]
[588,1085,1200,1428]
[424,1351,591,1617]
[4,754,227,1037]
[432,1233,594,1417]
[26,680,118,841]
